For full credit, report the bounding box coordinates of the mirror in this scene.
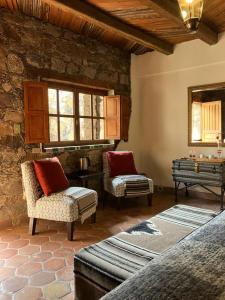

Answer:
[188,82,225,146]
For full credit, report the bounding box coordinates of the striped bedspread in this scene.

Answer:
[74,205,217,289]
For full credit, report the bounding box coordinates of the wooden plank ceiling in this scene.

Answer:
[0,0,224,55]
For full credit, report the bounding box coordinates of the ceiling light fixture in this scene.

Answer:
[177,0,204,32]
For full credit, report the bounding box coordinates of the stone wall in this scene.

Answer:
[0,8,131,227]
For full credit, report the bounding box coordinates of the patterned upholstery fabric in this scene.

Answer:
[21,161,43,208]
[74,205,216,297]
[103,152,154,197]
[102,209,225,300]
[21,160,97,223]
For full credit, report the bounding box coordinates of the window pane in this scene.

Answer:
[48,89,57,114]
[60,117,74,141]
[59,90,74,115]
[79,93,91,116]
[192,102,202,141]
[93,119,104,140]
[93,95,104,117]
[49,116,58,141]
[79,118,92,140]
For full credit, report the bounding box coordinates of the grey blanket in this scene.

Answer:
[102,210,225,300]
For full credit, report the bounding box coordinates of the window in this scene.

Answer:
[47,86,107,145]
[192,102,202,141]
[24,81,127,146]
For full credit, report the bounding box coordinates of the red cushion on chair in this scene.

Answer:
[106,151,138,177]
[33,157,69,196]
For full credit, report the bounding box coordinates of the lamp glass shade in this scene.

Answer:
[177,0,204,31]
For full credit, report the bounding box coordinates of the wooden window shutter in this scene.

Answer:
[202,100,221,142]
[24,81,49,144]
[104,96,121,140]
[120,96,131,141]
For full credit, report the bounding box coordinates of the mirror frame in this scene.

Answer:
[188,81,225,147]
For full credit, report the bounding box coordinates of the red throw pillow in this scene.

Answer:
[33,157,69,196]
[106,151,138,177]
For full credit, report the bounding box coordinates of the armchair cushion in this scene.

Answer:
[106,151,137,177]
[34,157,69,196]
[31,187,97,223]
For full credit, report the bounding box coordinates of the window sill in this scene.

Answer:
[44,142,115,153]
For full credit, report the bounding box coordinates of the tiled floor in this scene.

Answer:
[0,193,220,300]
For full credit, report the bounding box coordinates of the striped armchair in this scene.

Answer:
[103,151,154,209]
[21,160,98,240]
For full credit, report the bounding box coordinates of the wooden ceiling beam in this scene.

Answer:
[146,0,218,45]
[46,0,174,55]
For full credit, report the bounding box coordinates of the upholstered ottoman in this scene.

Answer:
[74,205,216,300]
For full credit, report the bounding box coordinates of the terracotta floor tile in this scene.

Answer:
[70,280,74,291]
[50,233,67,241]
[48,222,66,231]
[41,242,61,252]
[56,266,73,281]
[38,230,57,236]
[0,259,5,267]
[61,240,78,249]
[43,258,65,271]
[53,248,74,258]
[2,276,28,293]
[19,245,40,256]
[0,267,15,281]
[5,255,28,268]
[65,255,74,266]
[31,252,52,262]
[43,282,71,300]
[0,295,12,300]
[14,286,42,300]
[0,249,17,259]
[29,236,49,245]
[1,234,20,242]
[61,293,74,300]
[0,242,8,250]
[30,271,55,286]
[16,262,42,276]
[8,240,29,249]
[12,226,28,234]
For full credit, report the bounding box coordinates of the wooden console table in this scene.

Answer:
[172,158,225,210]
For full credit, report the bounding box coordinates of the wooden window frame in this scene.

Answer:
[45,83,109,147]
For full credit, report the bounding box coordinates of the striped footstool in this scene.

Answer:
[74,205,217,300]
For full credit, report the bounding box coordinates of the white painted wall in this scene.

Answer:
[120,33,225,187]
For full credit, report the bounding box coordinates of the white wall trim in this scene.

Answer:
[136,59,225,79]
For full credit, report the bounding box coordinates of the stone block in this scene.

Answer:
[51,57,66,73]
[2,82,12,92]
[4,111,23,123]
[81,66,97,80]
[0,121,13,136]
[66,63,79,75]
[7,54,24,74]
[0,92,12,108]
[120,73,129,85]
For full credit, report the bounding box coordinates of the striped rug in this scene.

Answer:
[74,205,217,286]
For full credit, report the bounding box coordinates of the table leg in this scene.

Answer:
[83,179,88,188]
[185,183,189,197]
[175,181,178,203]
[100,177,105,209]
[220,187,224,211]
